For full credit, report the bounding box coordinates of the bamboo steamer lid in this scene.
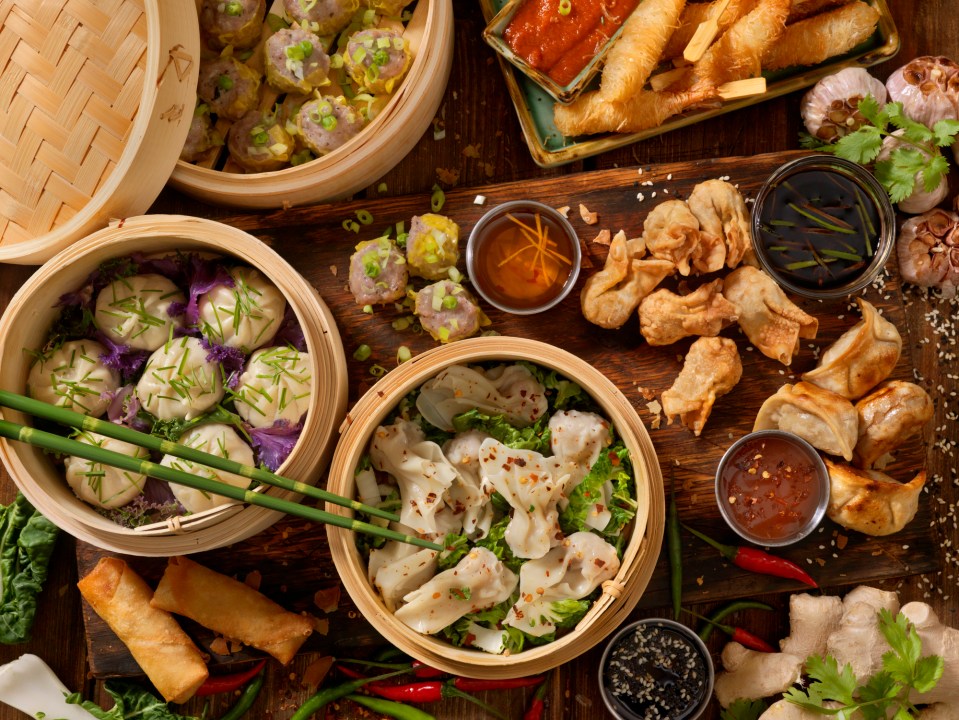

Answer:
[168,0,454,209]
[327,337,665,678]
[0,0,200,265]
[0,215,349,556]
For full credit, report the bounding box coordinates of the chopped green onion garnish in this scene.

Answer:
[321,115,338,131]
[396,346,411,364]
[431,184,445,212]
[448,266,463,283]
[330,53,344,69]
[373,49,390,66]
[343,219,360,233]
[363,261,381,278]
[377,182,388,193]
[396,232,408,248]
[224,1,243,16]
[194,103,209,117]
[391,317,412,331]
[356,209,374,225]
[437,326,450,342]
[369,364,387,376]
[352,344,372,361]
[252,131,269,146]
[558,0,572,14]
[266,12,289,32]
[441,295,458,310]
[362,304,374,315]
[217,74,234,91]
[300,40,314,56]
[290,149,313,166]
[285,45,306,61]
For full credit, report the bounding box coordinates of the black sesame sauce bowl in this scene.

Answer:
[599,618,714,720]
[751,154,895,300]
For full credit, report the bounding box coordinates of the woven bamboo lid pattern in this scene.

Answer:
[0,0,199,264]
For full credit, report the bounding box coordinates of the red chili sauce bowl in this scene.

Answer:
[715,430,830,547]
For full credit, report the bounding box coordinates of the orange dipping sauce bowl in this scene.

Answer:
[715,430,830,547]
[466,200,581,315]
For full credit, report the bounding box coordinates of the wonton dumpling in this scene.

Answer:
[161,424,254,513]
[369,419,459,536]
[581,231,673,329]
[687,178,753,268]
[136,336,225,421]
[443,430,494,539]
[198,267,286,353]
[825,460,926,536]
[27,339,119,417]
[549,410,612,529]
[754,382,858,461]
[505,532,620,637]
[94,274,185,351]
[233,347,312,428]
[394,547,517,634]
[662,337,742,436]
[369,542,438,612]
[643,200,701,276]
[802,299,902,400]
[638,279,739,346]
[64,432,148,509]
[854,381,934,469]
[478,439,567,559]
[724,265,818,366]
[416,363,547,432]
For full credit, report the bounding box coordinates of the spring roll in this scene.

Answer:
[77,557,209,703]
[151,556,313,665]
[761,1,880,71]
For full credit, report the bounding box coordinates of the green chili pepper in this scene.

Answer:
[346,694,436,720]
[668,480,682,621]
[290,670,407,720]
[699,600,774,642]
[217,667,266,720]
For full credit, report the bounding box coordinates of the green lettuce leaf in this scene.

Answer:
[475,516,522,573]
[67,680,201,719]
[517,361,588,409]
[559,442,636,543]
[451,409,550,453]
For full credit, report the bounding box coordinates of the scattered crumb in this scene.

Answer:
[696,576,704,586]
[591,229,611,245]
[435,167,459,185]
[836,534,848,550]
[474,194,486,205]
[313,586,341,613]
[302,656,335,690]
[637,386,657,401]
[210,637,231,655]
[646,399,663,429]
[815,558,827,567]
[462,144,482,159]
[313,617,330,635]
[579,203,598,225]
[243,570,262,591]
[329,265,337,276]
[557,205,571,218]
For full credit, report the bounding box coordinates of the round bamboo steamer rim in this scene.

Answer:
[0,0,200,265]
[0,215,349,556]
[327,336,665,679]
[167,0,454,209]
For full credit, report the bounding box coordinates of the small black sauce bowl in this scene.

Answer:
[715,429,830,548]
[598,618,715,720]
[750,155,895,300]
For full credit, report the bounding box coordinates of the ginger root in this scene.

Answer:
[713,642,803,708]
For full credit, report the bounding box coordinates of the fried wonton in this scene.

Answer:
[581,231,673,329]
[854,381,934,469]
[754,381,858,461]
[802,298,902,400]
[661,336,743,436]
[724,265,818,365]
[687,179,754,269]
[643,200,702,275]
[639,279,739,346]
[826,460,926,536]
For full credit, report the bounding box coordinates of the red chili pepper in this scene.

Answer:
[194,659,267,697]
[682,523,818,588]
[337,677,507,719]
[687,610,776,653]
[452,676,544,692]
[412,661,446,678]
[523,681,549,720]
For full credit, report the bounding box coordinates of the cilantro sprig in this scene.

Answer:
[801,94,959,205]
[784,609,944,719]
[721,699,768,720]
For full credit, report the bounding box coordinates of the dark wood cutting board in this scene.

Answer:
[77,150,937,680]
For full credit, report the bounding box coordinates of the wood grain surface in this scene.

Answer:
[1,2,957,720]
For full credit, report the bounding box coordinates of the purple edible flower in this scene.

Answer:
[200,337,244,389]
[57,283,93,311]
[272,305,307,352]
[131,252,185,283]
[249,419,303,472]
[105,385,141,426]
[96,333,150,380]
[168,255,234,325]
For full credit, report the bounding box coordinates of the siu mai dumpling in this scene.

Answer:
[754,382,858,461]
[854,381,934,469]
[639,279,738,346]
[802,299,902,400]
[661,337,742,436]
[394,547,517,634]
[825,460,926,536]
[686,179,753,269]
[643,200,701,275]
[724,265,818,366]
[581,231,673,329]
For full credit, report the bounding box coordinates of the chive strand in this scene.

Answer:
[787,202,857,234]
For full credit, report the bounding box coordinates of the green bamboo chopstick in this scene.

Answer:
[0,417,442,552]
[0,390,398,523]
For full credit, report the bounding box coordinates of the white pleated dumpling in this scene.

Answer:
[63,432,149,509]
[549,409,610,484]
[198,267,286,353]
[27,339,119,417]
[233,346,313,428]
[94,274,185,351]
[443,430,494,539]
[505,531,621,637]
[136,336,225,420]
[160,423,254,513]
[369,540,439,612]
[369,419,459,536]
[394,547,517,634]
[416,364,548,432]
[478,439,567,559]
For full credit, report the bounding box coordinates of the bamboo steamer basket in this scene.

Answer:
[168,0,454,209]
[327,337,665,678]
[0,0,200,264]
[0,215,348,556]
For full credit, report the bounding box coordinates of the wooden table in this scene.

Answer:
[1,2,957,719]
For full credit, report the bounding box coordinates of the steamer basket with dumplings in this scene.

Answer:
[168,0,455,209]
[327,337,665,678]
[0,215,348,556]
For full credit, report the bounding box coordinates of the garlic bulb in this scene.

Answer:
[801,67,887,142]
[886,56,959,127]
[897,207,959,297]
[877,131,950,214]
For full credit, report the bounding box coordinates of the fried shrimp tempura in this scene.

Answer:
[761,1,880,71]
[662,0,759,59]
[600,0,687,102]
[554,88,708,135]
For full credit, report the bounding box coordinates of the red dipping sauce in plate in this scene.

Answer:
[503,0,640,86]
[717,432,827,545]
